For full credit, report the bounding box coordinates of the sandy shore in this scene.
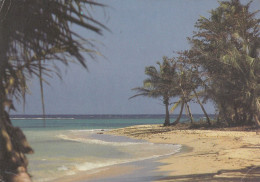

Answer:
[107,124,260,182]
[52,164,138,182]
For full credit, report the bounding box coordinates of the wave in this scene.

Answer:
[69,129,109,132]
[57,134,147,146]
[33,132,182,182]
[57,133,182,170]
[74,144,181,171]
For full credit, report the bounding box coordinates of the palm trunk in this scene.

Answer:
[180,87,194,123]
[254,99,260,127]
[193,90,211,125]
[0,25,33,181]
[0,88,6,181]
[0,111,30,180]
[172,101,184,125]
[164,97,170,126]
[233,105,240,124]
[0,110,33,182]
[220,103,232,126]
[186,102,194,123]
[254,114,260,127]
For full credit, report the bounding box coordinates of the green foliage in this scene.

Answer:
[130,57,178,126]
[0,1,106,181]
[0,0,107,105]
[190,0,260,125]
[169,52,211,125]
[131,57,178,100]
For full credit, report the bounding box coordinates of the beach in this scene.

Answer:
[12,117,260,181]
[13,116,182,182]
[106,124,260,181]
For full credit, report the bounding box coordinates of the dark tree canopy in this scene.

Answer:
[189,0,260,126]
[0,0,107,102]
[0,1,107,181]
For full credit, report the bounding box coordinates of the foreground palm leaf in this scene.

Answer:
[0,1,106,181]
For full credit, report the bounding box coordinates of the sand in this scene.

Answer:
[107,124,260,181]
[52,164,138,182]
[52,124,260,182]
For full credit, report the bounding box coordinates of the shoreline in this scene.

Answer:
[49,124,260,181]
[107,124,260,181]
[47,128,181,182]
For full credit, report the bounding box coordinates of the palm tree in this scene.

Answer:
[0,1,107,181]
[130,57,178,126]
[190,0,260,126]
[171,54,211,125]
[170,68,195,124]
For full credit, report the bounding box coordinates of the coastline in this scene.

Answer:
[49,124,260,182]
[45,127,181,182]
[107,124,260,181]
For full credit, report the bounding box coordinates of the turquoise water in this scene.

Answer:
[12,118,163,130]
[11,115,202,181]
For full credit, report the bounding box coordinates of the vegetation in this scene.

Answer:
[0,1,106,181]
[131,54,211,126]
[189,0,260,126]
[130,57,178,126]
[0,0,259,181]
[170,52,211,125]
[132,0,259,127]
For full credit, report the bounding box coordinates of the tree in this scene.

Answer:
[171,62,195,124]
[130,57,178,126]
[0,1,106,181]
[189,0,260,126]
[170,52,211,125]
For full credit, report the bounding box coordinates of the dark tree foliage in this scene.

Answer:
[0,1,106,181]
[189,0,260,126]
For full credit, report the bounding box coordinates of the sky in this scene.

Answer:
[13,0,260,115]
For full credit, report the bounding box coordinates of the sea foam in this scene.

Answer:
[57,134,148,146]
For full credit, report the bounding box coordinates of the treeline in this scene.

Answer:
[131,0,260,127]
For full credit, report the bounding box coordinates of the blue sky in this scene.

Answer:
[13,0,260,115]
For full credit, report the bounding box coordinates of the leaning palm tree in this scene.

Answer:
[171,54,211,125]
[0,1,107,181]
[130,57,178,126]
[170,67,195,124]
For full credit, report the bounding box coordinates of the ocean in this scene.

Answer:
[11,114,206,182]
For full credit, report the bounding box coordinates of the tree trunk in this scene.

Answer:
[248,112,254,125]
[0,111,33,182]
[254,114,260,127]
[172,101,184,125]
[193,90,211,125]
[254,99,260,127]
[180,88,194,124]
[0,24,33,181]
[220,103,232,126]
[186,102,194,123]
[164,97,170,126]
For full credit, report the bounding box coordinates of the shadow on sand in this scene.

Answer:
[156,165,260,182]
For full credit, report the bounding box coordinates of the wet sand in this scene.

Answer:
[53,124,260,181]
[108,124,260,181]
[53,154,174,182]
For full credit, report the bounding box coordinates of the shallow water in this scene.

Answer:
[23,129,180,181]
[11,116,188,181]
